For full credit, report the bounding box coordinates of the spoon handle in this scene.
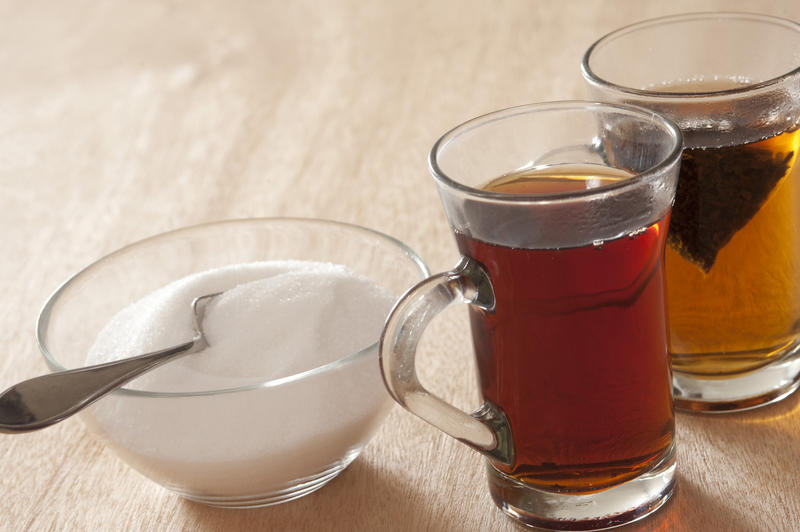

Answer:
[0,338,201,433]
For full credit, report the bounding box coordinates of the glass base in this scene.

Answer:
[172,451,358,509]
[673,345,800,413]
[487,444,675,531]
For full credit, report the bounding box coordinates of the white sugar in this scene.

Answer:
[83,260,398,497]
[86,260,397,391]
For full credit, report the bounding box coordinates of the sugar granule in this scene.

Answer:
[86,260,396,392]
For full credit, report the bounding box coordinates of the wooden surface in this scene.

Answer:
[2,1,800,530]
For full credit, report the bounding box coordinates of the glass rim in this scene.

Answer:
[581,11,800,99]
[428,100,683,203]
[35,217,430,398]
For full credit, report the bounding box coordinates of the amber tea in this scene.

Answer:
[458,165,675,493]
[583,12,800,410]
[662,81,800,377]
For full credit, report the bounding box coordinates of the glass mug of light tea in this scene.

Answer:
[583,12,800,412]
[379,101,682,530]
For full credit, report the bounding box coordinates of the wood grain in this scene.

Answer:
[1,1,799,530]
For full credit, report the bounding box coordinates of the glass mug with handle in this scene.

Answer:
[583,12,800,412]
[379,101,682,530]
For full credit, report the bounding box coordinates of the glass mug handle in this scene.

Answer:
[379,256,515,466]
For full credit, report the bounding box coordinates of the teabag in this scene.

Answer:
[668,140,794,273]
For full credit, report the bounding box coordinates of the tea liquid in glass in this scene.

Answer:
[662,81,800,376]
[458,165,675,493]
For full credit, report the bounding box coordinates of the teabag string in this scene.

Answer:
[668,143,793,273]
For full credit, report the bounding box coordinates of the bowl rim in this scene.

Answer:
[36,217,430,398]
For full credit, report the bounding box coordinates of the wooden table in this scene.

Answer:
[2,1,799,530]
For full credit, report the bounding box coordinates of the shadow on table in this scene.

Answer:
[176,392,800,531]
[622,473,764,532]
[176,456,465,532]
[612,391,800,532]
[660,389,800,531]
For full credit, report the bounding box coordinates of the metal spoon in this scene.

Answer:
[0,292,220,433]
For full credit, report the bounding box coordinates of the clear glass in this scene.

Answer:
[380,101,682,530]
[583,12,800,412]
[37,218,429,508]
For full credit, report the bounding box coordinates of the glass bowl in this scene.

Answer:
[36,218,429,508]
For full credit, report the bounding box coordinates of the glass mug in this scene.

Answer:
[379,102,682,530]
[583,13,800,412]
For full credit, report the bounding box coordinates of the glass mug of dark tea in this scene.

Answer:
[379,101,682,530]
[583,12,800,412]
